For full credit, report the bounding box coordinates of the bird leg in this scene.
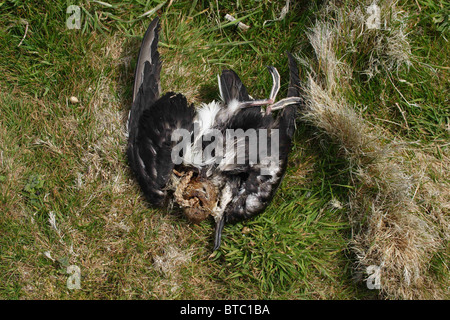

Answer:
[269,96,302,111]
[238,67,300,113]
[263,66,301,114]
[239,66,280,109]
[265,66,280,114]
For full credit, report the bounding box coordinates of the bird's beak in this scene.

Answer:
[213,215,225,251]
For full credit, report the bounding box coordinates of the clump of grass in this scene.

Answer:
[298,0,449,299]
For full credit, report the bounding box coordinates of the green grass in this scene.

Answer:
[0,0,448,299]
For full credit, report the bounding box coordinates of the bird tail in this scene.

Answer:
[213,215,225,251]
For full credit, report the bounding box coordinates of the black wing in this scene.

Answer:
[216,69,268,173]
[132,92,195,206]
[127,17,195,206]
[213,53,301,250]
[132,17,161,103]
[128,17,161,140]
[223,52,301,223]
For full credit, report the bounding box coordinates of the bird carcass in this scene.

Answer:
[127,17,302,250]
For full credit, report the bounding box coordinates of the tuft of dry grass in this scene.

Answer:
[298,0,449,299]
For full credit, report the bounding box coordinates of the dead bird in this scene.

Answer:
[127,17,302,250]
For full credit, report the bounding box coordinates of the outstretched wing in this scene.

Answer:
[128,17,161,139]
[127,17,195,206]
[219,52,301,232]
[215,69,268,173]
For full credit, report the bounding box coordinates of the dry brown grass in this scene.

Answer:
[299,0,449,299]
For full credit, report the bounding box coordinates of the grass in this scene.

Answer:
[0,0,448,299]
[297,0,449,299]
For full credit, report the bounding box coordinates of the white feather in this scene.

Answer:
[196,101,221,135]
[181,101,221,168]
[227,99,240,115]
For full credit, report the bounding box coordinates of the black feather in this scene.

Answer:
[132,17,161,102]
[135,92,195,205]
[219,69,251,103]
